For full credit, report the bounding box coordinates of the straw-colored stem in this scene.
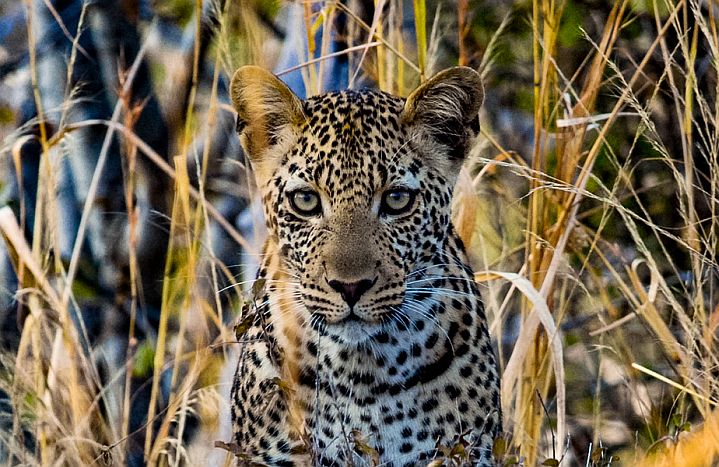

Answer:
[413,0,427,80]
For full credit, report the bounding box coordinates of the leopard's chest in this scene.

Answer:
[290,342,487,465]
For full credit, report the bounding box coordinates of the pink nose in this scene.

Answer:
[328,279,375,308]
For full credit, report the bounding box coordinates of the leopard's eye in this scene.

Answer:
[380,189,416,216]
[289,190,322,216]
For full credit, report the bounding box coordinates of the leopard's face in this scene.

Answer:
[264,91,458,342]
[231,66,483,344]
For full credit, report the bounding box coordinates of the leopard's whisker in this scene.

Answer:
[404,290,475,302]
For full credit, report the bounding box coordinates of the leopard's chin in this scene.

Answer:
[309,311,388,345]
[329,320,380,344]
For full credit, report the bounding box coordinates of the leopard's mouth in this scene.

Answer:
[344,310,363,322]
[301,286,403,337]
[319,308,382,325]
[320,301,398,325]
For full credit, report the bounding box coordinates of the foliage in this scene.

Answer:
[0,0,717,466]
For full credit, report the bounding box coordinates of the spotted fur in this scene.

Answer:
[229,66,501,466]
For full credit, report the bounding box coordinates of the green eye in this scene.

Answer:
[290,190,321,216]
[380,189,416,215]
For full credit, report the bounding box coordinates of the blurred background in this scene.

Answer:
[0,0,717,465]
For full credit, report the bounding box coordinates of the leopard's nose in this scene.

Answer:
[328,278,376,308]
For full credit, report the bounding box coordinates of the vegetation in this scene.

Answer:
[0,0,717,465]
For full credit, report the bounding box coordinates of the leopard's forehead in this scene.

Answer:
[304,88,405,121]
[282,90,416,201]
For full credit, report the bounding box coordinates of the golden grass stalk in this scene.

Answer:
[0,207,112,463]
[303,2,319,95]
[412,0,427,80]
[476,270,566,450]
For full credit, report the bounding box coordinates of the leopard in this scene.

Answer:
[228,65,501,466]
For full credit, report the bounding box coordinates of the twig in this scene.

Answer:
[60,32,150,310]
[631,362,718,407]
[47,119,253,252]
[276,41,382,77]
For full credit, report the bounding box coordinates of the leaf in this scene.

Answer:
[0,106,14,124]
[132,342,155,378]
[234,312,256,340]
[542,459,559,466]
[240,300,252,316]
[435,444,451,457]
[251,278,267,299]
[214,440,245,457]
[671,413,682,428]
[493,436,507,458]
[350,430,380,465]
[450,442,467,458]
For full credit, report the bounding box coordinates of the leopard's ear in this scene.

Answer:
[401,67,483,161]
[230,65,306,162]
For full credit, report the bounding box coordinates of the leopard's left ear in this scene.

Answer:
[230,65,306,163]
[401,67,483,161]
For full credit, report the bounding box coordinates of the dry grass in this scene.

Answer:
[0,0,718,465]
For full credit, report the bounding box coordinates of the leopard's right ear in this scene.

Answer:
[401,67,483,163]
[230,66,306,162]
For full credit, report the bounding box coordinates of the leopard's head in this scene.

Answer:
[231,66,483,343]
